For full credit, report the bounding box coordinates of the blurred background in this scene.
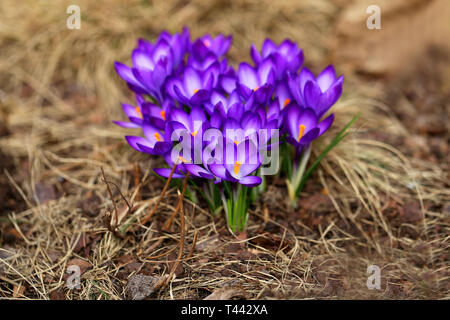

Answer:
[0,0,448,299]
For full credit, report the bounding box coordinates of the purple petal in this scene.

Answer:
[114,62,140,88]
[122,103,140,119]
[152,40,172,64]
[304,81,321,109]
[261,39,276,57]
[275,82,292,109]
[165,77,183,98]
[210,109,223,128]
[152,141,172,154]
[210,91,227,107]
[183,68,202,96]
[192,39,210,61]
[317,76,343,117]
[152,61,168,88]
[190,89,210,104]
[125,135,152,152]
[257,59,275,84]
[287,74,303,105]
[219,75,237,94]
[154,168,185,179]
[227,103,244,120]
[131,50,155,70]
[236,161,260,178]
[250,44,262,65]
[298,108,318,133]
[169,108,191,129]
[190,105,207,124]
[299,128,320,144]
[236,83,253,100]
[317,65,336,92]
[142,123,163,144]
[183,164,214,179]
[241,113,262,132]
[209,164,228,180]
[113,121,141,128]
[239,175,262,187]
[132,68,156,93]
[204,62,220,87]
[298,68,315,91]
[285,104,301,138]
[238,62,259,90]
[254,83,272,104]
[317,113,335,136]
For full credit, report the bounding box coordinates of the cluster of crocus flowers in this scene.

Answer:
[114,28,344,232]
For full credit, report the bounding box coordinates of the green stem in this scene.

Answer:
[222,183,249,233]
[287,145,311,208]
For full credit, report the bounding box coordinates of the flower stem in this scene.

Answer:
[222,183,249,233]
[287,144,312,208]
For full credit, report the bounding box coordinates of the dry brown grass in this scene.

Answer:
[0,0,448,300]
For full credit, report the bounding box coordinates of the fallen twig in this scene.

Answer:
[139,163,178,227]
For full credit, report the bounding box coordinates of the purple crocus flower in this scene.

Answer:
[165,106,211,165]
[166,105,209,139]
[284,104,334,148]
[188,52,218,71]
[114,28,190,102]
[154,27,191,69]
[209,139,262,187]
[191,34,232,61]
[275,81,293,111]
[113,94,147,129]
[206,90,255,127]
[251,39,304,80]
[288,65,344,118]
[125,123,172,155]
[114,41,172,101]
[153,151,192,179]
[205,90,240,116]
[220,59,275,103]
[222,112,262,146]
[166,65,218,106]
[144,99,174,130]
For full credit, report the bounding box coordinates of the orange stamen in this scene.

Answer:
[192,130,198,137]
[135,106,143,118]
[154,132,163,142]
[234,161,242,175]
[297,124,306,142]
[160,110,166,120]
[234,140,239,145]
[283,98,291,108]
[178,156,189,163]
[193,89,199,94]
[253,86,259,92]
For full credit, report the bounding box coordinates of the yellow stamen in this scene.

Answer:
[297,124,306,142]
[160,110,166,120]
[154,132,163,142]
[253,86,259,92]
[234,140,239,145]
[283,98,291,108]
[234,161,242,175]
[193,89,199,94]
[192,130,198,137]
[178,156,189,163]
[135,106,143,118]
